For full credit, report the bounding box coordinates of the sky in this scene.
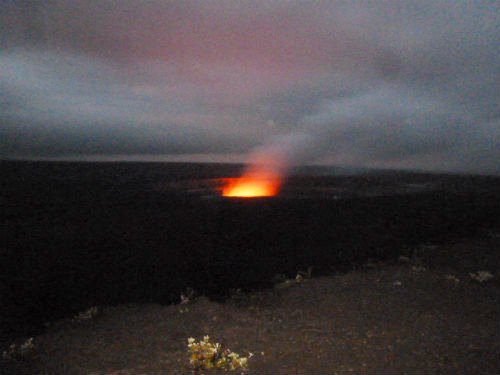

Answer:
[1,1,499,174]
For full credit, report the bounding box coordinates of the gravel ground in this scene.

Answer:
[2,237,499,374]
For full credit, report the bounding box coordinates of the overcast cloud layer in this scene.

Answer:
[1,1,499,174]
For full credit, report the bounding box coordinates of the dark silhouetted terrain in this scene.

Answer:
[1,161,500,346]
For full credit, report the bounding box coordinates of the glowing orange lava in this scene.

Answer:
[221,176,280,197]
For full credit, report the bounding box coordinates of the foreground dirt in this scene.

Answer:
[3,237,500,374]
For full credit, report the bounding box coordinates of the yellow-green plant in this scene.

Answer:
[187,335,252,371]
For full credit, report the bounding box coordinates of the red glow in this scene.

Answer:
[221,175,280,197]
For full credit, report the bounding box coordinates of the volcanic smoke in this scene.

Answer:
[222,132,314,198]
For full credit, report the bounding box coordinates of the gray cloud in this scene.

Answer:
[1,1,499,174]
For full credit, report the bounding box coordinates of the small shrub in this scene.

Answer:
[469,271,494,283]
[72,306,100,322]
[181,287,196,305]
[274,266,313,288]
[296,266,313,282]
[2,338,36,361]
[187,335,252,371]
[444,274,460,284]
